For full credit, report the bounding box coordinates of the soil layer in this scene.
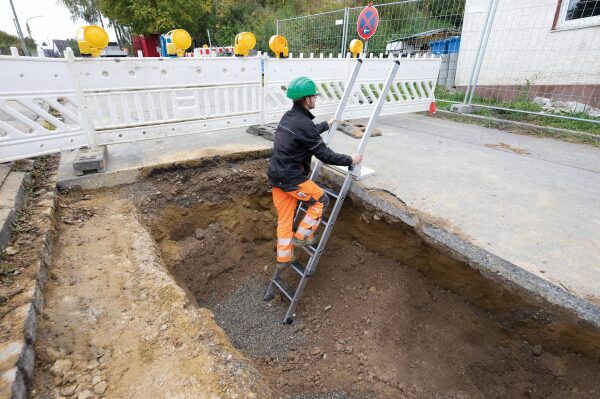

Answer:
[139,157,600,398]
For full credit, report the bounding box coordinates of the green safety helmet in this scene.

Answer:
[286,76,317,100]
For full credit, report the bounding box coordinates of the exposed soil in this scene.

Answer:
[485,142,531,154]
[26,153,600,398]
[32,191,270,398]
[136,157,600,398]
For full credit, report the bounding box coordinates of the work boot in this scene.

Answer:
[293,236,316,248]
[276,261,291,270]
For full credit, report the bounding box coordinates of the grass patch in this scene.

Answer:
[435,86,600,137]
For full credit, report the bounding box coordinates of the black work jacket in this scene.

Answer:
[268,105,352,190]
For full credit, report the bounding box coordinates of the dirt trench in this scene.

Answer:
[28,152,600,398]
[134,156,600,398]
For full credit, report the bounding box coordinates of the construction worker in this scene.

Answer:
[268,76,363,269]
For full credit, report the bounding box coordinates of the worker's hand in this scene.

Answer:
[327,118,336,127]
[351,154,363,165]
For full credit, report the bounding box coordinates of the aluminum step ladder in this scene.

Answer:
[264,57,401,324]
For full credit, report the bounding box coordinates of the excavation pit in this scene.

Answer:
[136,154,599,398]
[33,152,600,398]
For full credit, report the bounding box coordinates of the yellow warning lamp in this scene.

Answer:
[269,35,289,58]
[234,32,256,57]
[76,25,109,57]
[349,39,364,58]
[165,29,192,57]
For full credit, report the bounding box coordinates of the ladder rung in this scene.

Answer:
[320,217,329,226]
[291,262,306,276]
[273,278,294,301]
[323,188,340,199]
[301,245,317,256]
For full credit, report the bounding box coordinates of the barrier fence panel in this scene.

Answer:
[0,55,88,161]
[72,56,263,145]
[1,50,441,162]
[278,2,465,58]
[346,1,465,56]
[263,53,441,123]
[278,0,600,130]
[277,9,348,57]
[278,1,466,102]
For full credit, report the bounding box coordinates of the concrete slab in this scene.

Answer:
[57,128,273,190]
[325,113,600,305]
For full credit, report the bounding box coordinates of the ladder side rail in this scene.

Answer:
[310,58,363,181]
[352,60,400,177]
[282,172,354,323]
[305,173,353,275]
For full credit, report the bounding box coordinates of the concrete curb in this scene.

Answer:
[0,172,31,252]
[0,172,57,399]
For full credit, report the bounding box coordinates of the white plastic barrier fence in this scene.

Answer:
[263,53,441,123]
[0,48,441,162]
[74,55,263,145]
[0,56,89,161]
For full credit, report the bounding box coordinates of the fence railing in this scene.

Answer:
[278,0,600,131]
[0,49,441,162]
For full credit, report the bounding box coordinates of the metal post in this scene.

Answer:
[341,7,350,57]
[9,0,29,56]
[468,0,499,104]
[276,20,279,36]
[310,58,363,180]
[463,0,498,104]
[207,29,212,49]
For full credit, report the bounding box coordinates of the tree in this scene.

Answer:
[0,30,36,54]
[65,38,81,56]
[97,0,211,38]
[59,0,103,25]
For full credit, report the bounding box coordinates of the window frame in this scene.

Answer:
[553,0,600,30]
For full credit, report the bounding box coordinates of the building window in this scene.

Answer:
[555,0,600,30]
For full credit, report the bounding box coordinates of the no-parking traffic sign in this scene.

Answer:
[357,4,379,41]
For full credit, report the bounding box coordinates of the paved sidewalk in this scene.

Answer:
[328,113,600,304]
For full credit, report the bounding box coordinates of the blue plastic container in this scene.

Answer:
[429,39,448,55]
[447,36,461,53]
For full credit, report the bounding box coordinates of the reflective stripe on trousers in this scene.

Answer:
[272,180,327,263]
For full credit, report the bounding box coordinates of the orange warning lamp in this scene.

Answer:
[269,35,289,58]
[234,32,256,57]
[76,25,109,57]
[349,39,363,58]
[165,29,192,57]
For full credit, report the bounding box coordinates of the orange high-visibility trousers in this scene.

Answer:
[272,180,329,263]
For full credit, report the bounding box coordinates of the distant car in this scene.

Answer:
[101,42,128,57]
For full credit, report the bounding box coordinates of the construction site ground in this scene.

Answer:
[30,155,600,398]
[58,112,600,307]
[11,112,593,398]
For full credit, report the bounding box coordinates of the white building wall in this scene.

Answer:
[456,0,600,86]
